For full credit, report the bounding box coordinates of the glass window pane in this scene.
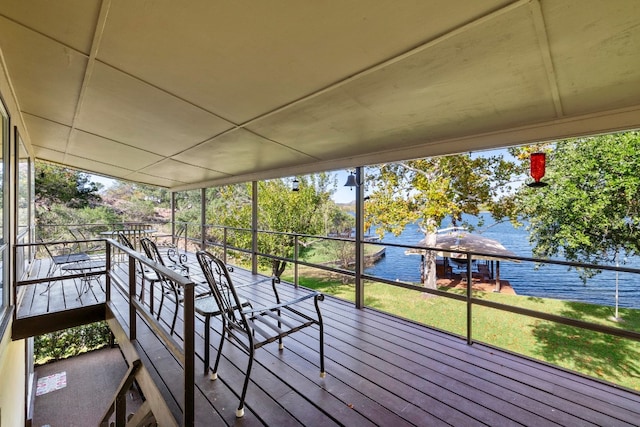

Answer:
[17,135,29,234]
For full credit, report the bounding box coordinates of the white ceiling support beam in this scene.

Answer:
[64,0,112,162]
[529,0,563,117]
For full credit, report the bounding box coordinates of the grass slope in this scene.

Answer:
[286,267,640,392]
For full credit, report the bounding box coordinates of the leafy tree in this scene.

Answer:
[35,162,120,239]
[365,155,520,288]
[35,161,102,209]
[513,131,640,280]
[211,175,340,266]
[103,181,171,222]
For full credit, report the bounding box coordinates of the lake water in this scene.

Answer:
[365,213,640,309]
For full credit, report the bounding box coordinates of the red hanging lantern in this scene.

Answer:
[527,152,548,187]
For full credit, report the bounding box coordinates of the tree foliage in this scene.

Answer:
[514,131,640,276]
[210,175,341,265]
[35,161,102,209]
[35,162,121,239]
[103,181,171,222]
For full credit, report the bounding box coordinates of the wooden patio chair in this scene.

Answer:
[196,250,325,418]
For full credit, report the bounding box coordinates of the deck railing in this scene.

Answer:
[29,222,640,342]
[14,238,194,426]
[181,222,640,349]
[26,221,640,391]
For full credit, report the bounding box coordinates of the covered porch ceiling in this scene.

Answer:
[1,0,639,191]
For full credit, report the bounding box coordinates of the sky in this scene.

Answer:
[88,147,514,203]
[88,169,359,202]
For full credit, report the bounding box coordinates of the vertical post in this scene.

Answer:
[223,227,228,264]
[466,253,473,345]
[129,255,136,340]
[171,191,176,245]
[494,261,501,293]
[251,181,258,275]
[294,235,299,288]
[355,166,365,309]
[200,188,206,250]
[105,240,111,302]
[183,282,195,427]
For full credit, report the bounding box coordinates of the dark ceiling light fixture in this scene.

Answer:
[291,177,300,192]
[527,152,548,188]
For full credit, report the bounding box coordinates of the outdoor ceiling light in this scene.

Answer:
[291,177,300,192]
[527,152,548,188]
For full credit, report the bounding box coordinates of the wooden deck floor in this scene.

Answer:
[19,256,640,426]
[17,258,108,317]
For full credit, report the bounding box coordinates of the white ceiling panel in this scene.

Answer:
[0,0,100,53]
[30,146,65,165]
[63,153,134,179]
[0,16,88,125]
[96,0,514,123]
[23,115,71,152]
[542,0,640,115]
[249,5,556,159]
[76,62,234,156]
[67,130,164,170]
[124,172,186,189]
[174,128,315,175]
[138,159,228,184]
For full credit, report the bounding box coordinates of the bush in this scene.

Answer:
[34,321,112,365]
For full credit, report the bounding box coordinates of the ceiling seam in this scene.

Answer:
[63,0,112,162]
[529,0,564,117]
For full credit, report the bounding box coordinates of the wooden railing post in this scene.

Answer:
[466,253,473,345]
[201,188,206,250]
[251,181,258,274]
[129,255,136,340]
[294,235,299,287]
[354,166,364,309]
[105,240,111,302]
[183,281,195,427]
[223,227,228,264]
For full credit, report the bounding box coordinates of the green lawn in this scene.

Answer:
[284,267,640,392]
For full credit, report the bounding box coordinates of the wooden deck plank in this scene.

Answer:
[234,278,556,426]
[108,274,319,427]
[349,305,640,425]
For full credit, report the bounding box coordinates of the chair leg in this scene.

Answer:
[169,290,178,335]
[157,285,165,321]
[149,281,155,314]
[203,315,211,375]
[236,349,254,418]
[210,321,226,381]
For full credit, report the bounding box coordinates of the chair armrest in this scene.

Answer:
[234,276,272,289]
[241,292,323,314]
